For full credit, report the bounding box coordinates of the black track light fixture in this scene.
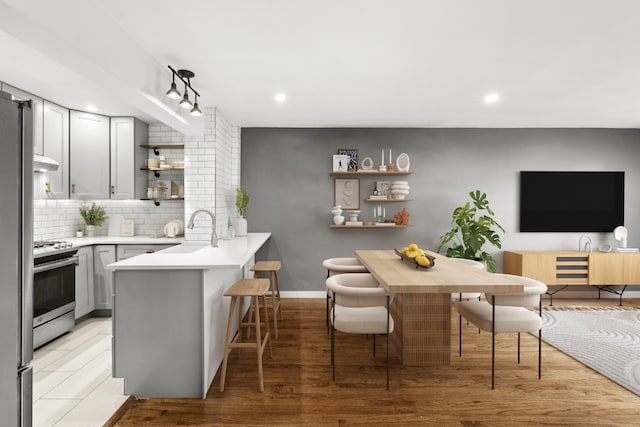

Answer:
[166,66,202,116]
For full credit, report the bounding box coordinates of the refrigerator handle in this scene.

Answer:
[19,100,34,364]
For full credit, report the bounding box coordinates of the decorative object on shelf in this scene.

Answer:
[235,187,250,236]
[436,190,505,272]
[334,178,360,210]
[361,156,374,170]
[145,158,159,169]
[374,204,386,223]
[613,226,628,249]
[396,153,410,172]
[332,154,349,172]
[375,181,391,198]
[394,208,410,225]
[331,206,345,225]
[390,180,410,200]
[79,202,108,237]
[166,66,202,116]
[338,148,358,171]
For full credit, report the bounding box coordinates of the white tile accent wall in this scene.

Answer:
[33,109,240,242]
[33,199,184,241]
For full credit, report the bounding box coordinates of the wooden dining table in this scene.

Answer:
[354,250,524,366]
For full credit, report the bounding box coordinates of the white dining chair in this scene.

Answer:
[322,257,368,332]
[326,273,394,390]
[457,273,547,389]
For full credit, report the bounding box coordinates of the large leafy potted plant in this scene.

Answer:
[436,190,505,272]
[79,203,108,237]
[234,187,249,236]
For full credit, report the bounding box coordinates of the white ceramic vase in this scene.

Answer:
[85,224,96,237]
[235,216,248,236]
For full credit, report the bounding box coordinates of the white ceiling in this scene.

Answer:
[1,0,640,131]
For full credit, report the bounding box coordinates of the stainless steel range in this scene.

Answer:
[33,241,78,348]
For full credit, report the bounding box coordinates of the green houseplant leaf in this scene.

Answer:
[436,191,505,272]
[78,203,108,226]
[235,187,249,217]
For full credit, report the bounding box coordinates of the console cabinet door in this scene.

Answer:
[588,253,624,285]
[75,246,94,319]
[94,245,116,310]
[70,111,110,199]
[43,100,69,199]
[623,253,640,284]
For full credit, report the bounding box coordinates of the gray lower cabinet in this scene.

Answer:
[75,246,94,319]
[94,245,116,310]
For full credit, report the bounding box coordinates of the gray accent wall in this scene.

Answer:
[241,128,640,293]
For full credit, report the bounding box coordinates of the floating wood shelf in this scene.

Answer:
[329,224,411,228]
[329,171,412,177]
[365,198,413,202]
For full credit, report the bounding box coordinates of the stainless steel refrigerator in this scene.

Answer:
[0,90,34,426]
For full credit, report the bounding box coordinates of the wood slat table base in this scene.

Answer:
[390,293,451,366]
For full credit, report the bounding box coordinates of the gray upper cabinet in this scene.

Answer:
[1,82,44,155]
[43,100,69,199]
[70,111,110,199]
[110,117,147,200]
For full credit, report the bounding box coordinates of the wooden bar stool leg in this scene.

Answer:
[270,273,279,339]
[273,270,282,320]
[253,295,264,392]
[219,295,238,392]
[261,294,273,357]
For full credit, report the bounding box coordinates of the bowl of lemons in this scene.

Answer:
[394,243,436,270]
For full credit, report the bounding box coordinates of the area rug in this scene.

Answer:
[536,306,640,396]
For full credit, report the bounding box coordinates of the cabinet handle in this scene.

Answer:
[71,183,75,194]
[45,181,51,193]
[111,185,115,194]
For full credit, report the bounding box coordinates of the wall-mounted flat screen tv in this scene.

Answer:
[520,171,625,232]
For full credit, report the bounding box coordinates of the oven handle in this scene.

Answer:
[33,256,79,274]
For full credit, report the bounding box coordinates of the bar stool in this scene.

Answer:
[250,261,282,338]
[219,278,273,392]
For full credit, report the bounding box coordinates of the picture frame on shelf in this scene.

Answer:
[334,178,360,210]
[332,154,349,172]
[338,148,358,171]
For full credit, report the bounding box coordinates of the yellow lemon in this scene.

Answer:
[402,247,410,255]
[408,243,419,252]
[415,255,431,268]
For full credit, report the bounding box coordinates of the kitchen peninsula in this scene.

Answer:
[108,232,271,398]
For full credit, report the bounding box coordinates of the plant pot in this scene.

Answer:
[85,224,96,237]
[235,216,248,236]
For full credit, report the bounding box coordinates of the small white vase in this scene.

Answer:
[85,224,96,237]
[333,215,345,225]
[235,216,248,236]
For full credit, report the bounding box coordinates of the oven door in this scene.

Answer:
[33,256,77,327]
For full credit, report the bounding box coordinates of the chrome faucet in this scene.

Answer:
[187,209,219,247]
[579,235,592,253]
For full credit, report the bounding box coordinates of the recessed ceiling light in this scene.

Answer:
[484,93,500,103]
[275,93,286,103]
[86,105,98,112]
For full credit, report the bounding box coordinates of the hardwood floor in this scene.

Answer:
[110,298,640,426]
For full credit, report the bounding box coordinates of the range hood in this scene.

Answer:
[33,154,59,172]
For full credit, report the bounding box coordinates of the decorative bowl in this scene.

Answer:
[394,249,436,270]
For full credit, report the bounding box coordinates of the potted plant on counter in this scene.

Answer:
[436,190,505,272]
[235,187,249,236]
[79,202,108,237]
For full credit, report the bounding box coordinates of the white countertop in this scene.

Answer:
[107,233,271,270]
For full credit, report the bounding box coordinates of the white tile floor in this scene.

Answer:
[32,317,129,427]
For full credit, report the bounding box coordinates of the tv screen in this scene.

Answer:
[520,171,625,232]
